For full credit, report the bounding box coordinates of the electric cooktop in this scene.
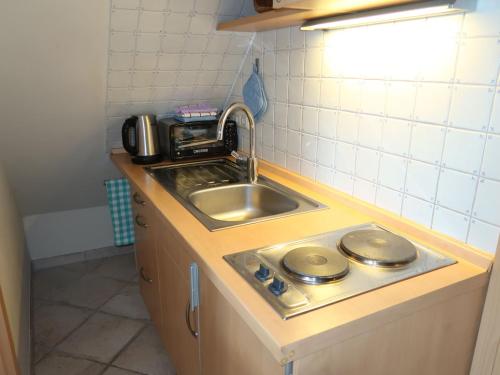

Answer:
[224,223,456,319]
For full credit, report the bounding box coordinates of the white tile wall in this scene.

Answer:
[105,0,254,148]
[227,3,500,253]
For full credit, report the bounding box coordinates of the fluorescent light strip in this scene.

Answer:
[301,0,475,30]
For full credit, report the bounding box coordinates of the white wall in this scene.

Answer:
[228,0,500,253]
[0,0,122,216]
[23,206,116,260]
[0,0,121,257]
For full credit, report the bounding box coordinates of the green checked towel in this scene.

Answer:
[105,178,135,246]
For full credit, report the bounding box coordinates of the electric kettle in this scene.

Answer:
[122,114,162,164]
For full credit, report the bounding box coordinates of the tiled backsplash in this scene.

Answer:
[228,2,500,253]
[105,0,254,148]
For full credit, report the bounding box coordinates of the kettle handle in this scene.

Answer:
[122,116,138,155]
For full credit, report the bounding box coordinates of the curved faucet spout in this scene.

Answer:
[217,102,258,184]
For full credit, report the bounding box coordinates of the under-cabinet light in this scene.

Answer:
[301,0,475,30]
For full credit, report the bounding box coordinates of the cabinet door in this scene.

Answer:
[198,271,283,375]
[157,225,201,375]
[131,188,162,327]
[470,240,500,375]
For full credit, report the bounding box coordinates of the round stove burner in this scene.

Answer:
[339,229,417,267]
[282,246,349,284]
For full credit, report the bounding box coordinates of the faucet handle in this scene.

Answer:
[231,151,248,168]
[231,150,245,160]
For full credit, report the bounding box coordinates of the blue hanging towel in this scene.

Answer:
[243,60,268,122]
[104,178,135,246]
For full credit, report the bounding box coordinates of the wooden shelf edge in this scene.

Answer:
[217,0,430,32]
[217,8,308,32]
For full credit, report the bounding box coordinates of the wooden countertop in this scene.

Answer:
[111,152,492,364]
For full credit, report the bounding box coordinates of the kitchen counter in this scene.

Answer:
[111,152,492,365]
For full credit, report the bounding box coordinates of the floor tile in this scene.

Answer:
[34,352,104,375]
[85,246,134,262]
[32,252,85,272]
[33,266,85,301]
[57,312,144,363]
[51,273,127,309]
[100,284,150,320]
[113,325,175,375]
[91,253,137,281]
[33,302,92,363]
[62,258,104,274]
[103,366,143,375]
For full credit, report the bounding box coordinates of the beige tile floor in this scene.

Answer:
[32,253,176,375]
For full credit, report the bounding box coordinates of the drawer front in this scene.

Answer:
[130,185,162,327]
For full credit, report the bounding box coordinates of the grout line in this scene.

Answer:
[33,307,96,366]
[34,303,149,369]
[429,14,465,230]
[464,58,500,244]
[247,25,500,249]
[223,32,256,109]
[42,350,109,366]
[104,0,116,146]
[99,324,149,375]
[400,52,423,219]
[32,256,147,367]
[103,365,148,375]
[33,296,151,321]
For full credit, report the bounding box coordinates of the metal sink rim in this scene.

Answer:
[145,159,327,231]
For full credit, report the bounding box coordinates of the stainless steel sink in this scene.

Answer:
[146,159,326,230]
[188,183,300,222]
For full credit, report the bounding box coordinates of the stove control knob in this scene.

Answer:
[269,276,288,296]
[255,264,272,282]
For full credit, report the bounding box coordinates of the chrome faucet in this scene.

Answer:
[217,102,258,184]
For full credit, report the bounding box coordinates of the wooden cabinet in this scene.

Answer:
[131,185,201,374]
[199,271,283,375]
[133,196,282,375]
[157,221,201,375]
[470,241,500,375]
[130,188,162,328]
[155,222,282,375]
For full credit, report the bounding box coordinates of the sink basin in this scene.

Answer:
[188,183,299,222]
[146,159,326,230]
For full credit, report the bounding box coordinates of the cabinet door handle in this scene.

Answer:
[133,192,146,206]
[135,215,149,228]
[139,267,153,284]
[185,300,199,338]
